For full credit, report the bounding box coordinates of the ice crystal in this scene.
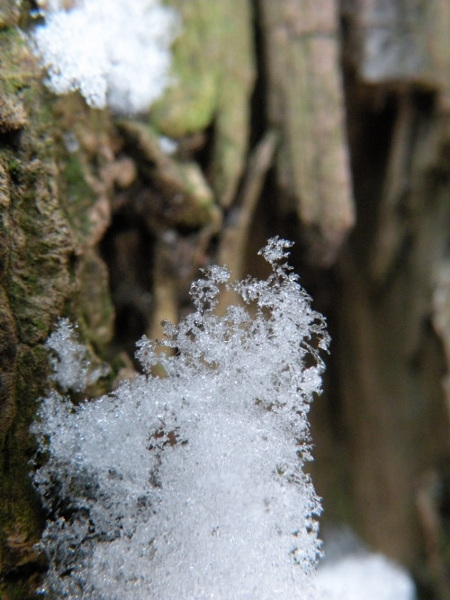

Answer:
[31,238,329,599]
[27,0,178,114]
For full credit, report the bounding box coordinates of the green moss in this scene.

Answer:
[150,0,226,136]
[6,158,22,181]
[64,153,86,191]
[0,26,25,60]
[0,26,57,173]
[0,27,34,91]
[63,153,96,225]
[152,0,255,207]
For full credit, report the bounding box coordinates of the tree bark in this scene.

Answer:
[1,1,450,598]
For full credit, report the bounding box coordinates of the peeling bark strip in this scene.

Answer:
[259,0,354,265]
[151,0,256,209]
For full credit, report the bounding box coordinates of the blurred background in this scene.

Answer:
[1,0,450,597]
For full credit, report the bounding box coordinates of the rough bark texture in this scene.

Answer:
[260,0,355,266]
[332,4,450,593]
[1,1,450,598]
[0,9,117,598]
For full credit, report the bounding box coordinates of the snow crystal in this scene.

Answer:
[31,238,329,599]
[27,0,178,114]
[45,318,89,392]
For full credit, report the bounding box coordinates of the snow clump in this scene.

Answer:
[316,528,417,600]
[31,238,329,599]
[27,0,178,114]
[317,553,416,600]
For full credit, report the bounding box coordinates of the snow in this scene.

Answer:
[27,0,178,114]
[45,318,88,392]
[317,553,416,600]
[316,528,416,600]
[32,238,329,599]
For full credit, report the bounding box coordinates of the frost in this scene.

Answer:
[27,0,178,114]
[31,238,329,599]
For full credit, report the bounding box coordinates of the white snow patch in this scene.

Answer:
[317,553,416,600]
[32,238,329,600]
[27,0,178,114]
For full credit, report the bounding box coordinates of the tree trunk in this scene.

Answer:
[1,1,450,598]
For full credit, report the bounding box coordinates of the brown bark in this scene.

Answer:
[1,1,450,598]
[323,2,450,592]
[259,0,355,265]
